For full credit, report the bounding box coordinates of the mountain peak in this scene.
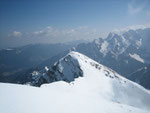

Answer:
[31,51,85,86]
[30,51,150,111]
[31,51,115,86]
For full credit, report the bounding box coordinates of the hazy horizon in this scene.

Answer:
[0,0,150,49]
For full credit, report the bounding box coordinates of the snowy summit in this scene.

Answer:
[0,51,150,113]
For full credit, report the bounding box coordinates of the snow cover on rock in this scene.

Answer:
[136,38,142,47]
[100,41,108,56]
[0,51,150,113]
[129,53,144,63]
[94,27,150,59]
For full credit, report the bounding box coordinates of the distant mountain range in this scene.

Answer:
[0,27,150,89]
[75,28,150,76]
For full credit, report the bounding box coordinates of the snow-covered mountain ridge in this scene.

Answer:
[31,51,126,86]
[31,51,150,108]
[0,51,150,113]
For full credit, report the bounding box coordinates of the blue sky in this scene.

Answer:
[0,0,150,48]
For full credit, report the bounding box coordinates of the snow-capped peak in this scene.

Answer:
[1,51,150,113]
[31,51,124,85]
[30,51,150,111]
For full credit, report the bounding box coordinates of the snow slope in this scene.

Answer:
[0,51,150,113]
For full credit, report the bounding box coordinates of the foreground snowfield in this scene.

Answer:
[0,51,150,113]
[0,83,149,113]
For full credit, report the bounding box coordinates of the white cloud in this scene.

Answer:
[33,26,54,36]
[33,26,104,42]
[128,0,145,15]
[34,30,44,35]
[128,4,143,15]
[112,24,150,34]
[47,26,53,30]
[13,31,22,37]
